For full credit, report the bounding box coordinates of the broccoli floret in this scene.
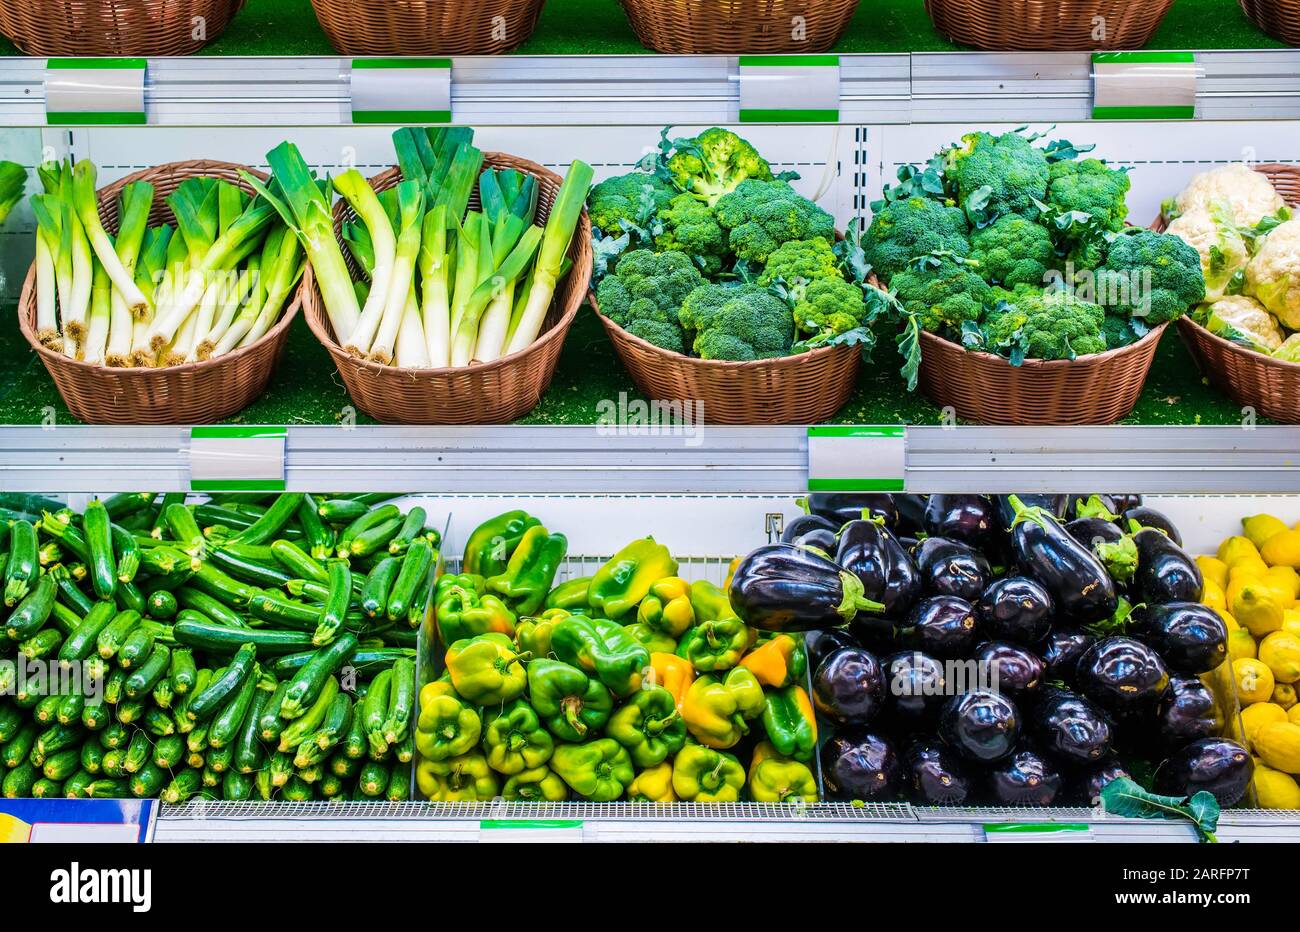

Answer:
[862,197,971,280]
[653,194,728,276]
[595,249,707,353]
[758,237,841,297]
[984,288,1107,360]
[969,214,1055,288]
[714,180,836,264]
[1094,230,1206,326]
[1102,313,1142,350]
[891,255,991,335]
[587,173,677,238]
[664,127,774,206]
[1047,158,1131,233]
[792,277,867,338]
[678,283,794,361]
[944,131,1050,219]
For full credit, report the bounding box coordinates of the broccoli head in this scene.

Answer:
[862,196,971,280]
[678,283,794,361]
[653,193,728,276]
[984,288,1107,360]
[664,127,774,206]
[758,237,842,297]
[944,131,1050,220]
[1094,230,1206,326]
[792,277,868,339]
[969,213,1055,289]
[587,172,677,238]
[594,249,707,354]
[891,255,992,336]
[1101,313,1143,350]
[714,180,836,264]
[1047,158,1131,233]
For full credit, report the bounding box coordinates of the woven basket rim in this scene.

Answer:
[1177,315,1300,374]
[15,159,299,382]
[920,319,1169,370]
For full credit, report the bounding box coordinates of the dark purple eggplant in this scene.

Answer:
[1076,636,1170,716]
[1005,495,1118,624]
[996,494,1069,528]
[904,737,972,805]
[835,518,921,618]
[1066,515,1124,547]
[923,495,998,549]
[1133,528,1203,605]
[812,647,885,725]
[820,728,904,801]
[1153,737,1253,807]
[805,628,858,671]
[939,689,1020,763]
[1041,628,1097,682]
[975,576,1054,646]
[728,543,884,632]
[781,514,838,547]
[1130,602,1227,675]
[914,537,992,602]
[803,493,899,529]
[1072,759,1130,806]
[973,641,1045,698]
[1124,505,1182,546]
[987,744,1063,806]
[1031,687,1113,765]
[882,651,948,727]
[1110,494,1143,513]
[894,495,928,536]
[1156,677,1224,747]
[849,613,896,655]
[897,596,979,659]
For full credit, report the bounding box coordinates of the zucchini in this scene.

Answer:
[360,556,400,619]
[3,519,38,606]
[268,751,295,787]
[99,721,130,749]
[55,690,84,726]
[111,524,140,584]
[125,644,171,699]
[97,750,126,779]
[209,546,293,589]
[163,503,205,559]
[247,590,321,629]
[173,668,211,734]
[382,657,416,746]
[150,492,186,538]
[297,763,323,784]
[347,517,403,559]
[404,557,435,629]
[104,492,155,521]
[310,692,352,755]
[117,622,155,669]
[189,562,257,608]
[320,772,344,798]
[277,676,339,752]
[21,628,64,661]
[97,609,143,659]
[186,724,210,756]
[381,627,419,649]
[80,739,105,774]
[142,706,176,737]
[152,678,175,709]
[358,759,389,797]
[330,750,360,778]
[174,618,313,657]
[298,494,334,560]
[255,769,274,801]
[387,506,428,557]
[317,498,371,525]
[104,668,126,705]
[386,766,411,801]
[56,601,118,663]
[362,669,392,757]
[115,699,146,724]
[175,590,249,631]
[282,775,314,801]
[169,648,198,694]
[123,729,153,774]
[0,703,23,744]
[259,681,291,742]
[62,769,96,798]
[39,512,91,564]
[187,643,258,723]
[51,564,94,615]
[337,504,401,557]
[313,559,352,646]
[208,668,261,749]
[234,687,271,774]
[280,633,357,719]
[38,540,63,567]
[32,777,64,798]
[393,729,414,764]
[201,765,220,788]
[230,492,304,547]
[43,748,82,781]
[5,574,57,641]
[34,695,62,725]
[271,646,414,680]
[2,723,37,768]
[0,492,65,514]
[187,748,206,771]
[3,761,40,798]
[114,580,146,615]
[154,734,185,769]
[138,545,194,578]
[81,701,112,732]
[222,770,253,801]
[50,600,84,637]
[386,539,432,622]
[207,742,234,773]
[34,723,84,765]
[161,768,203,803]
[83,499,118,599]
[270,539,328,584]
[146,589,179,620]
[129,763,168,798]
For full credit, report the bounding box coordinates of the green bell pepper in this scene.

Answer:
[544,576,592,613]
[416,750,499,801]
[681,667,766,749]
[414,693,482,762]
[676,617,751,672]
[624,622,677,654]
[550,738,634,801]
[436,584,516,646]
[526,658,613,742]
[463,511,542,578]
[688,579,738,624]
[444,633,529,705]
[587,538,678,620]
[606,685,686,768]
[550,615,650,698]
[515,608,568,659]
[503,765,568,802]
[485,525,568,616]
[748,741,818,803]
[435,573,485,600]
[671,744,745,803]
[483,700,555,775]
[761,685,817,762]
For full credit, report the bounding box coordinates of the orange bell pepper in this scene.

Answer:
[739,633,807,688]
[649,652,695,709]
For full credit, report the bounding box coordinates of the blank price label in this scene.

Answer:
[189,426,287,492]
[1092,52,1197,120]
[478,819,584,843]
[807,426,905,492]
[738,55,840,123]
[984,823,1093,843]
[46,58,147,125]
[351,58,452,124]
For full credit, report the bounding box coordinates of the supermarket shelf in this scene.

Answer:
[2,51,1299,126]
[1,425,1298,495]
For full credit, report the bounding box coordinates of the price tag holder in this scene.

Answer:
[189,426,287,493]
[807,426,905,493]
[478,819,584,843]
[0,799,156,843]
[45,58,147,126]
[351,58,452,124]
[738,55,840,124]
[1092,52,1196,120]
[983,822,1093,843]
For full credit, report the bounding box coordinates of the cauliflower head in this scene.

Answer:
[1274,333,1300,363]
[1199,294,1285,352]
[1173,163,1285,228]
[1166,204,1250,302]
[1246,218,1300,329]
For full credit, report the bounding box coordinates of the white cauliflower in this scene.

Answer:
[1173,163,1285,228]
[1166,205,1249,301]
[1246,218,1300,329]
[1275,333,1300,363]
[1200,294,1285,351]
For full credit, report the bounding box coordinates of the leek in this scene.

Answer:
[419,204,452,368]
[368,181,424,365]
[220,228,303,355]
[71,160,150,316]
[333,169,397,357]
[105,182,154,367]
[83,255,112,365]
[450,224,543,367]
[134,225,185,366]
[197,258,258,360]
[29,196,63,349]
[0,160,24,226]
[65,201,94,346]
[395,284,430,368]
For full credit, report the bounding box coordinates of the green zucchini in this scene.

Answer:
[387,506,427,556]
[39,512,90,564]
[208,668,261,749]
[152,678,175,709]
[187,643,257,723]
[337,504,401,557]
[50,600,84,637]
[2,723,37,768]
[146,589,179,620]
[97,609,143,659]
[43,748,82,781]
[297,494,334,560]
[150,493,186,538]
[271,539,328,584]
[175,591,248,630]
[115,699,146,724]
[102,492,154,520]
[207,742,234,773]
[56,601,117,663]
[381,627,418,649]
[297,763,323,783]
[234,687,271,774]
[142,706,176,737]
[161,768,203,803]
[186,723,210,755]
[83,499,118,600]
[268,751,295,787]
[114,580,146,615]
[362,668,392,757]
[3,519,38,607]
[125,644,171,699]
[386,539,432,622]
[255,769,274,800]
[21,628,64,661]
[138,545,194,578]
[173,667,211,734]
[103,668,126,705]
[382,658,416,746]
[62,768,95,798]
[282,775,314,801]
[330,750,360,778]
[5,574,57,641]
[163,503,205,559]
[313,559,352,646]
[271,646,414,679]
[404,557,435,629]
[277,676,339,752]
[34,723,84,765]
[34,695,62,725]
[229,492,304,547]
[320,772,344,798]
[280,633,357,719]
[386,766,411,801]
[50,564,94,615]
[80,739,105,774]
[174,618,313,657]
[209,546,293,589]
[81,701,111,732]
[347,517,403,559]
[310,692,352,754]
[38,540,63,567]
[317,498,371,525]
[201,765,220,788]
[123,729,152,774]
[358,759,389,797]
[258,681,291,742]
[393,729,413,764]
[168,648,198,694]
[111,524,140,584]
[55,691,84,726]
[154,734,185,769]
[130,763,168,798]
[222,770,253,801]
[3,761,40,798]
[117,622,155,669]
[0,704,23,744]
[189,562,257,608]
[360,556,400,619]
[99,721,130,749]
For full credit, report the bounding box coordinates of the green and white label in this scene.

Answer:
[45,58,147,126]
[1092,52,1196,121]
[351,58,451,124]
[479,819,584,843]
[984,823,1093,843]
[189,426,287,492]
[738,55,840,124]
[807,426,905,492]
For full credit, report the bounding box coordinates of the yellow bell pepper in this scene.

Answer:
[649,652,695,709]
[627,762,677,802]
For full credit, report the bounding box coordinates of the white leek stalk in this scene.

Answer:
[419,205,451,368]
[32,220,60,351]
[394,285,429,368]
[368,181,423,366]
[333,170,397,357]
[82,262,112,364]
[70,160,149,316]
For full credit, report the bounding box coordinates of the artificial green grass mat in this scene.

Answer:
[0,0,1283,57]
[0,302,1260,427]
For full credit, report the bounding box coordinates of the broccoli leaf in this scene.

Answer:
[896,311,922,392]
[591,231,631,282]
[1042,137,1098,162]
[792,324,876,359]
[1100,777,1220,844]
[835,217,872,285]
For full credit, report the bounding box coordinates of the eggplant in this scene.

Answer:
[1130,602,1227,675]
[973,641,1045,698]
[975,576,1054,646]
[1072,759,1130,806]
[1110,494,1143,513]
[729,544,884,632]
[1076,636,1170,716]
[1156,676,1224,747]
[939,690,1020,763]
[897,596,979,659]
[1153,737,1253,807]
[803,493,899,529]
[996,494,1069,529]
[1031,687,1113,765]
[1133,528,1203,605]
[1041,628,1097,683]
[914,537,992,602]
[812,647,885,726]
[1065,516,1123,548]
[923,495,998,549]
[820,728,904,801]
[987,744,1063,806]
[792,528,837,557]
[805,628,858,671]
[1065,516,1138,586]
[904,737,972,805]
[835,519,922,618]
[882,651,948,727]
[1005,495,1117,624]
[894,495,928,536]
[1124,505,1182,546]
[849,613,896,656]
[781,513,838,546]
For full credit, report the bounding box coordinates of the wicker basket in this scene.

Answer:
[17,160,298,425]
[923,0,1175,50]
[302,154,591,425]
[618,0,860,54]
[1240,0,1300,46]
[1156,163,1300,424]
[308,0,546,55]
[0,0,244,56]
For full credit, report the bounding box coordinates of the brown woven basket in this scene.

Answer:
[619,0,860,54]
[1156,163,1300,424]
[308,0,546,55]
[0,0,244,56]
[302,153,591,425]
[1240,0,1300,45]
[17,160,298,425]
[924,0,1175,50]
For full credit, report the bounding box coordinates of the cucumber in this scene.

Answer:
[175,619,313,658]
[111,524,140,584]
[99,721,130,749]
[81,701,111,732]
[207,742,234,773]
[103,668,126,705]
[382,657,415,746]
[3,519,38,607]
[360,557,400,619]
[117,623,155,670]
[5,574,57,641]
[83,499,118,600]
[258,681,291,742]
[56,601,118,663]
[32,777,64,798]
[141,706,177,738]
[2,724,37,768]
[187,643,257,723]
[123,730,152,774]
[189,562,257,608]
[21,628,64,661]
[208,668,261,749]
[386,539,432,623]
[50,564,94,615]
[358,759,389,797]
[114,580,146,615]
[97,609,143,659]
[154,734,185,769]
[124,644,171,698]
[385,766,411,801]
[161,768,203,804]
[163,504,205,559]
[146,589,179,620]
[222,770,253,801]
[0,704,23,744]
[313,559,352,646]
[271,647,414,680]
[115,699,146,724]
[168,648,198,694]
[80,739,105,774]
[55,691,84,726]
[43,747,82,781]
[152,678,175,709]
[297,494,335,560]
[387,506,427,557]
[277,677,339,752]
[130,763,168,798]
[229,493,304,547]
[234,687,271,774]
[282,775,314,801]
[34,723,83,766]
[3,761,40,797]
[271,539,328,584]
[34,695,62,725]
[62,769,95,798]
[280,633,357,719]
[268,751,295,787]
[362,669,392,757]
